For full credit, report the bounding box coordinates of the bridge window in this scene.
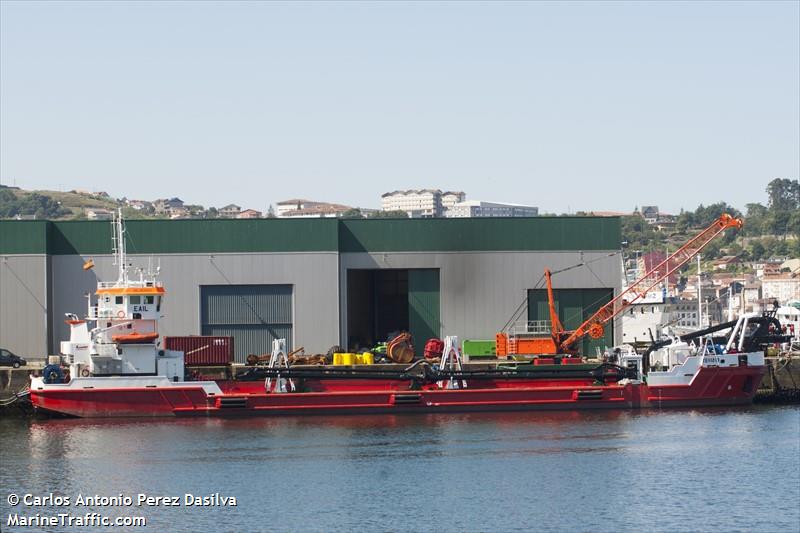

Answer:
[130,295,141,304]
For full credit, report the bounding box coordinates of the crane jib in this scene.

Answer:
[558,213,743,352]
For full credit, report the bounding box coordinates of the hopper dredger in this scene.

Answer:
[29,212,777,418]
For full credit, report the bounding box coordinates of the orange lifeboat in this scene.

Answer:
[112,332,159,344]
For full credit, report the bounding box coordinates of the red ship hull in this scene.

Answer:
[28,365,766,418]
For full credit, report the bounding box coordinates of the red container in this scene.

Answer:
[163,336,234,366]
[562,358,585,365]
[534,358,555,366]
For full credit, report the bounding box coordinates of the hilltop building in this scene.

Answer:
[276,199,353,218]
[153,198,185,216]
[218,204,242,218]
[441,191,466,210]
[445,200,538,218]
[640,206,659,223]
[381,190,534,218]
[236,209,263,219]
[126,200,153,211]
[762,273,800,304]
[85,209,114,220]
[781,258,800,275]
[381,189,447,218]
[636,251,679,285]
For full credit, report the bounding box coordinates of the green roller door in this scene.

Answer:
[201,285,293,363]
[528,288,614,356]
[408,269,440,355]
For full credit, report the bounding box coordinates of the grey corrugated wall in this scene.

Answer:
[201,284,293,362]
[201,284,293,325]
[339,251,622,346]
[0,255,49,357]
[50,252,339,356]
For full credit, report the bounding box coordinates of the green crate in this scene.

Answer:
[462,340,496,357]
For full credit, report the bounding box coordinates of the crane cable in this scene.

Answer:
[500,251,622,333]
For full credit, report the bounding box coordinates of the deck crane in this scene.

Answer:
[496,213,744,357]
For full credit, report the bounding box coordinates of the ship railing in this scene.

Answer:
[509,320,552,337]
[97,280,164,289]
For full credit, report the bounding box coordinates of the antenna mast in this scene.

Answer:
[112,208,127,285]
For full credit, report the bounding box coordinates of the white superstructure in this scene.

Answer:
[41,210,185,382]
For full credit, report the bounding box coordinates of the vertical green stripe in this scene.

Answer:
[408,269,441,354]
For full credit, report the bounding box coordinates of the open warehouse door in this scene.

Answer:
[346,268,440,355]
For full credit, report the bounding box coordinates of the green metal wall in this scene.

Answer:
[0,220,49,254]
[339,217,620,252]
[408,269,440,355]
[51,219,339,255]
[0,217,620,255]
[528,288,614,356]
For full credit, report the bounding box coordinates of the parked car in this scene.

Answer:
[0,348,27,368]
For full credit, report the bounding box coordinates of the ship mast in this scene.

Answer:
[111,208,128,285]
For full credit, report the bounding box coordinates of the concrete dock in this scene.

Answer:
[756,355,800,403]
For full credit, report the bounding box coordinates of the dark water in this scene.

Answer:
[1,406,798,533]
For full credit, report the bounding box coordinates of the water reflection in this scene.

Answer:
[1,406,798,532]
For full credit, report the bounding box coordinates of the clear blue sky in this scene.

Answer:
[1,1,798,214]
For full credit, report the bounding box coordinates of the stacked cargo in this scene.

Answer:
[332,353,375,365]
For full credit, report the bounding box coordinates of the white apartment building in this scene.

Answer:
[381,189,444,218]
[441,191,466,210]
[445,200,538,218]
[762,274,800,304]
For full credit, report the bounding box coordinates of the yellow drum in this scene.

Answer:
[357,352,374,365]
[333,353,356,365]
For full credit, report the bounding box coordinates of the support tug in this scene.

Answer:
[29,213,779,418]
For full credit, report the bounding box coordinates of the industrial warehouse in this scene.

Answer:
[0,217,621,363]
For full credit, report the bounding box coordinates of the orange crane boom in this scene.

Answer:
[544,268,564,343]
[558,213,743,353]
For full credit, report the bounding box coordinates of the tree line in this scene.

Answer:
[622,178,799,262]
[0,187,71,219]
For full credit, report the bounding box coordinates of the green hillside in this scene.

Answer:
[0,186,120,219]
